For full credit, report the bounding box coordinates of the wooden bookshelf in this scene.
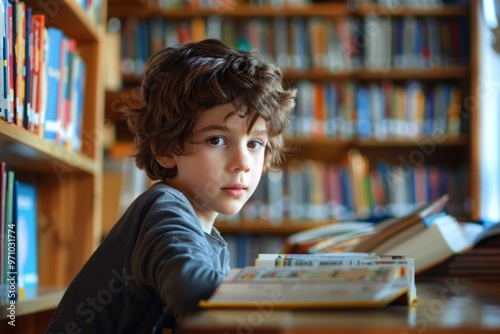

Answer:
[11,287,67,317]
[0,0,106,330]
[0,121,97,174]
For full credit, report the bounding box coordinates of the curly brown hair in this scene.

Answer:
[122,39,296,181]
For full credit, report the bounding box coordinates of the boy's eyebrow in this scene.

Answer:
[196,124,230,133]
[196,125,269,137]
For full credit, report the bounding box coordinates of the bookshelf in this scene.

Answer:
[104,0,480,265]
[0,0,106,331]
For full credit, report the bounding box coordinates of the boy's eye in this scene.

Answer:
[248,141,264,149]
[208,136,226,146]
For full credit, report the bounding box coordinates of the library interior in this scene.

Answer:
[1,0,500,333]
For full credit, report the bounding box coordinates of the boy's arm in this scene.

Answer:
[130,192,226,317]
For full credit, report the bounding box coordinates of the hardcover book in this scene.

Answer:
[15,181,38,300]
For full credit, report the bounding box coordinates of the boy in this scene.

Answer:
[46,39,296,333]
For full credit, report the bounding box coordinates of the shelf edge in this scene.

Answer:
[0,121,98,174]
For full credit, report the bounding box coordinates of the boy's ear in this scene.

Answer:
[156,155,176,169]
[151,143,177,168]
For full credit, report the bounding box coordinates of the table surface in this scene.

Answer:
[177,280,500,334]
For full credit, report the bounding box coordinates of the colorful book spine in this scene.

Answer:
[3,170,16,304]
[6,2,14,124]
[0,161,6,302]
[22,5,31,129]
[0,0,6,122]
[70,51,86,152]
[15,1,25,128]
[15,181,38,300]
[44,27,63,142]
[29,14,45,135]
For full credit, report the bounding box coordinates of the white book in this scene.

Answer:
[383,215,471,274]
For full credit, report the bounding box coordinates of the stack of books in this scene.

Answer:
[284,194,473,275]
[416,222,500,283]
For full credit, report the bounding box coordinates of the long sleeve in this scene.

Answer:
[130,187,228,317]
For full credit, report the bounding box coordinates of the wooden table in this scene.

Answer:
[178,280,500,334]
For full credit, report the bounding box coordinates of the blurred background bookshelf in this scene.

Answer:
[101,0,493,268]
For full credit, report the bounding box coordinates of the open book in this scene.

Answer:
[200,253,416,310]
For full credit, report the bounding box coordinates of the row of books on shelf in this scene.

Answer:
[144,0,336,10]
[0,1,87,152]
[350,0,468,6]
[218,153,470,223]
[144,0,260,9]
[119,14,469,76]
[224,234,287,268]
[139,0,468,11]
[290,80,463,140]
[0,161,38,305]
[361,15,468,71]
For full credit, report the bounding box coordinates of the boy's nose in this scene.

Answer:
[228,146,251,173]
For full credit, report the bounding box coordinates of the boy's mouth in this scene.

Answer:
[221,185,247,198]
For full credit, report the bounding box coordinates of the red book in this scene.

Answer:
[29,14,46,136]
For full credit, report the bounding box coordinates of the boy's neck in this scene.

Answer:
[198,215,216,234]
[196,211,219,234]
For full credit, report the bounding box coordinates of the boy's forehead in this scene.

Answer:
[196,103,240,124]
[194,103,267,131]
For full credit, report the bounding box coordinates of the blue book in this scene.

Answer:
[356,87,371,139]
[44,27,64,142]
[71,55,86,152]
[393,18,404,68]
[376,161,391,208]
[291,17,308,70]
[413,19,423,68]
[423,88,434,136]
[340,166,355,219]
[15,181,38,300]
[324,82,337,137]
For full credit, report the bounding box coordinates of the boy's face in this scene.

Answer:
[161,102,268,223]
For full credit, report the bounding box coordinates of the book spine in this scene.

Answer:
[4,170,16,303]
[44,27,63,142]
[0,161,6,302]
[15,181,38,300]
